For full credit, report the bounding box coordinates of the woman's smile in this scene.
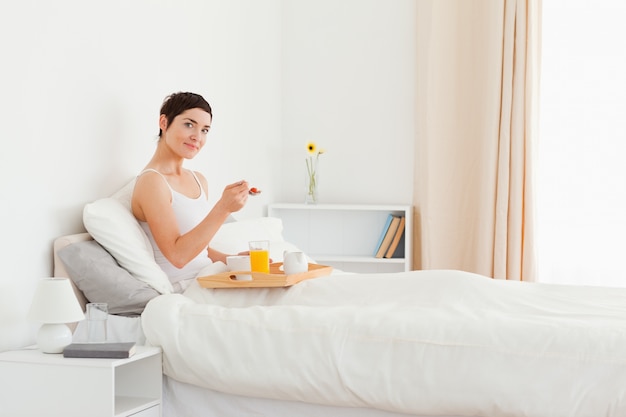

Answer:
[184,142,199,151]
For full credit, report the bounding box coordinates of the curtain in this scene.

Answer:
[412,0,541,280]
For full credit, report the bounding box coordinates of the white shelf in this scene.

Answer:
[312,255,407,263]
[269,203,413,273]
[116,397,160,416]
[270,203,411,211]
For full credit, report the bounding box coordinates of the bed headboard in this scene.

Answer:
[53,232,92,310]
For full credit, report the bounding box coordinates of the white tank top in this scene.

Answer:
[138,169,213,284]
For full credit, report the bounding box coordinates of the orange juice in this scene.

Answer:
[250,249,270,273]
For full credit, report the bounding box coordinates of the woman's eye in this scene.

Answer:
[201,128,209,134]
[185,122,193,128]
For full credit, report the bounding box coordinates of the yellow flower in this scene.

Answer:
[305,141,325,203]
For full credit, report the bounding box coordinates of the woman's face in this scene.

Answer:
[160,108,212,159]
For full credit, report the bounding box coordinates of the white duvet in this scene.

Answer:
[141,269,626,417]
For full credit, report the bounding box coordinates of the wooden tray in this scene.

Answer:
[197,263,333,289]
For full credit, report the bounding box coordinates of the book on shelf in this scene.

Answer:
[384,216,406,258]
[373,214,394,256]
[388,230,405,258]
[374,215,402,258]
[63,342,136,359]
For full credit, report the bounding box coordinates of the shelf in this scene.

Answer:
[269,203,412,273]
[115,347,162,416]
[269,203,411,211]
[312,255,406,264]
[115,397,160,416]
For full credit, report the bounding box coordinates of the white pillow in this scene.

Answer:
[210,217,311,263]
[83,197,173,294]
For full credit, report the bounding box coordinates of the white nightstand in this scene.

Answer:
[0,345,162,417]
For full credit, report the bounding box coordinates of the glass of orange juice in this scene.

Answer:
[249,240,270,273]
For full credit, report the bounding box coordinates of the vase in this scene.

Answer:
[305,165,319,204]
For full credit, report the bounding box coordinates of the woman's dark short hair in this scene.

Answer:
[159,92,212,137]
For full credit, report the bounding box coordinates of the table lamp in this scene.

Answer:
[28,278,85,353]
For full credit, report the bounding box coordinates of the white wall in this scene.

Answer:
[280,0,416,204]
[0,0,416,351]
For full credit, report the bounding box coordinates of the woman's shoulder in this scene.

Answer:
[138,168,165,180]
[134,169,172,199]
[131,169,173,220]
[135,169,168,187]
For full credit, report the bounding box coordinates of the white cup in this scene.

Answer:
[283,251,308,275]
[226,255,252,281]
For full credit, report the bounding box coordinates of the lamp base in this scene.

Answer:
[37,323,73,354]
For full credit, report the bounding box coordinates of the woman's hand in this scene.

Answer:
[218,180,249,213]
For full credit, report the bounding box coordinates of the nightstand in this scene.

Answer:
[0,345,162,417]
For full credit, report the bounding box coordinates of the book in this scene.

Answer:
[63,342,136,359]
[375,215,402,258]
[384,216,406,258]
[389,229,405,258]
[373,214,394,256]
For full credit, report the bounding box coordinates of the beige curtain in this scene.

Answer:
[413,0,541,281]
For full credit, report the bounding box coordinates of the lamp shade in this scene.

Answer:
[28,278,85,324]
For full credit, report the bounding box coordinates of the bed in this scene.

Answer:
[52,183,626,417]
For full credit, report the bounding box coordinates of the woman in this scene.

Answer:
[131,92,249,285]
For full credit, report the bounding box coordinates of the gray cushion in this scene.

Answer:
[58,240,159,316]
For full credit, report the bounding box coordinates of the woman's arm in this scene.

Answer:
[132,171,248,268]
